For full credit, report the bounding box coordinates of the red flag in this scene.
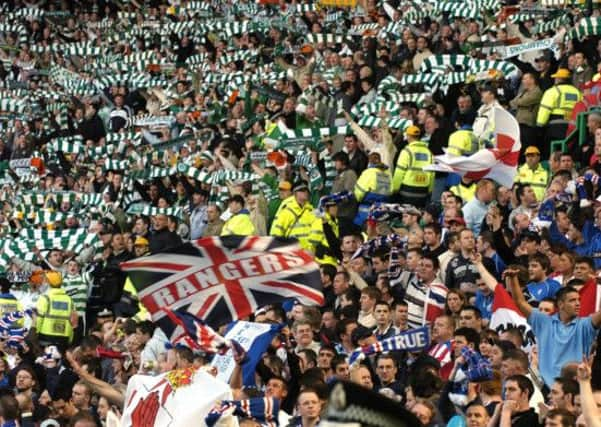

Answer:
[579,278,601,316]
[489,285,536,350]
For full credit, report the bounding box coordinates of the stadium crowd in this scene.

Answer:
[3,0,601,426]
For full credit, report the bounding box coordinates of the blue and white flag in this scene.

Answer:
[211,321,283,386]
[349,326,430,365]
[205,397,280,427]
[0,310,33,349]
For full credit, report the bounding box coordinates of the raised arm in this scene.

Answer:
[591,308,601,328]
[505,267,533,318]
[577,357,601,427]
[472,253,498,292]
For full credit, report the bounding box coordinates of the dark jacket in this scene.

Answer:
[149,229,183,254]
[348,149,368,177]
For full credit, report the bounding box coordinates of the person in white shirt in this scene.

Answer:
[293,320,320,355]
[357,287,379,328]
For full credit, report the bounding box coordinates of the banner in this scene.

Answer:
[349,326,430,365]
[120,236,323,334]
[211,321,283,386]
[501,38,556,59]
[121,369,233,427]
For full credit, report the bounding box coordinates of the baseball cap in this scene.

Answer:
[46,271,62,287]
[278,181,292,191]
[448,217,466,226]
[404,125,421,137]
[293,182,309,192]
[524,146,540,155]
[551,68,571,79]
[134,236,149,246]
[351,325,374,346]
[98,308,114,318]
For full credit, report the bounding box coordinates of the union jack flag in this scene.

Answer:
[0,310,33,349]
[164,308,247,362]
[429,339,454,380]
[121,236,323,337]
[205,397,279,427]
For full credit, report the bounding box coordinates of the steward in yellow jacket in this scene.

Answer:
[314,200,342,266]
[36,272,77,351]
[450,177,477,203]
[536,68,582,159]
[270,183,322,253]
[514,146,549,202]
[392,125,434,208]
[447,115,481,156]
[221,195,256,236]
[354,149,392,225]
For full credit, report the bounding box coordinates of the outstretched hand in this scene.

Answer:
[577,355,593,382]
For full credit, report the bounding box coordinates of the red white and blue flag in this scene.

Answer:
[428,339,454,379]
[427,107,521,187]
[163,308,245,360]
[205,397,279,427]
[121,236,324,335]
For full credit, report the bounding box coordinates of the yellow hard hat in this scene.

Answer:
[134,236,150,246]
[404,125,421,137]
[46,271,62,287]
[550,68,571,79]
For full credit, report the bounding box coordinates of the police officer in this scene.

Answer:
[35,271,77,351]
[392,126,434,208]
[270,182,321,253]
[354,148,393,225]
[314,199,342,267]
[450,176,477,204]
[448,115,480,157]
[221,195,256,236]
[514,146,549,202]
[536,68,582,159]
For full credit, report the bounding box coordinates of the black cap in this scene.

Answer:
[292,181,310,193]
[351,325,374,346]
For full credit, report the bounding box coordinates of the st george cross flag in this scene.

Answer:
[121,368,233,427]
[120,236,323,337]
[349,326,430,365]
[211,321,283,386]
[489,284,536,350]
[579,279,601,316]
[426,107,521,187]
